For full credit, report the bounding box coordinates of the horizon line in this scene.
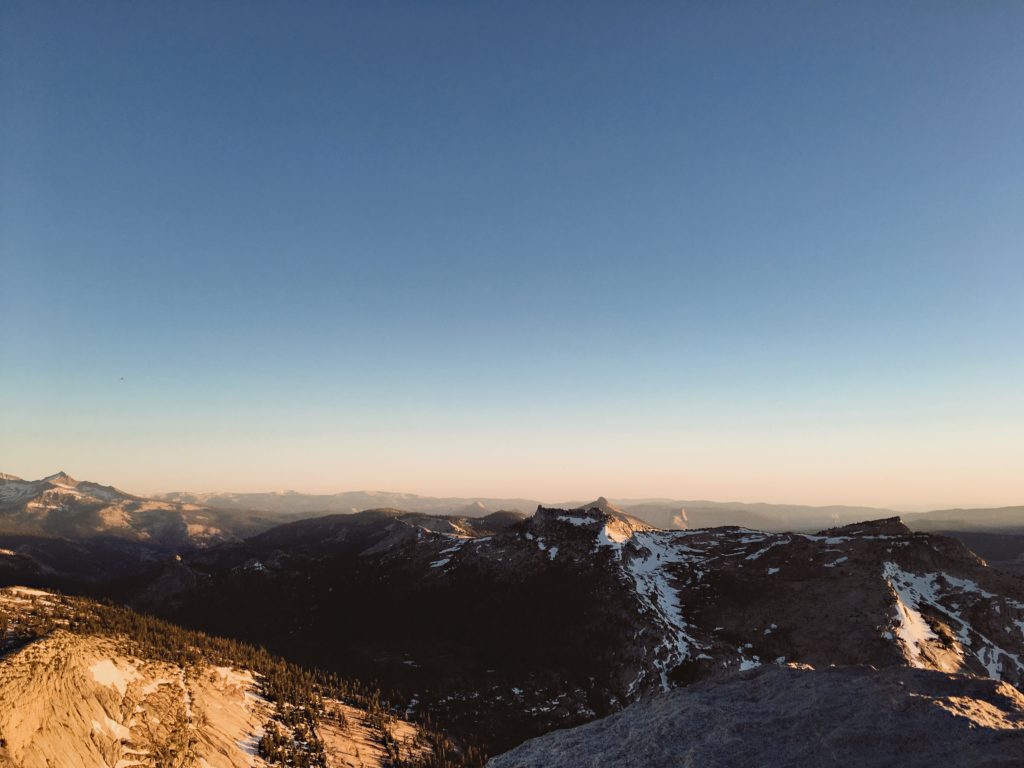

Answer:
[3,468,1016,513]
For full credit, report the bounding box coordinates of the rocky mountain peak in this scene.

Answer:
[819,516,911,537]
[42,471,77,486]
[575,496,625,515]
[531,505,602,532]
[531,498,643,529]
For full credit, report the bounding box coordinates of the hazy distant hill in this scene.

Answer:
[154,485,1024,536]
[904,506,1024,533]
[611,499,902,532]
[154,488,905,532]
[156,489,540,518]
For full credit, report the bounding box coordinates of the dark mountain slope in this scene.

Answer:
[934,530,1024,574]
[128,502,1024,753]
[131,507,637,751]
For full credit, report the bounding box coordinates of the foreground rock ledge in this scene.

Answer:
[488,665,1024,768]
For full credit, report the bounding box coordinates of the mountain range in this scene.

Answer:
[155,485,1024,534]
[0,472,285,546]
[156,487,901,531]
[122,499,1024,753]
[6,471,1023,582]
[8,470,1023,539]
[2,471,1024,764]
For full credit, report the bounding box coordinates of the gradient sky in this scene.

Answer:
[2,1,1022,507]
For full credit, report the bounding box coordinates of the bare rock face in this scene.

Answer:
[0,586,437,768]
[0,625,271,767]
[488,664,1024,768]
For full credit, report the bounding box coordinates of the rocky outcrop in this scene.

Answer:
[0,625,271,767]
[488,664,1024,768]
[821,516,912,536]
[0,586,436,768]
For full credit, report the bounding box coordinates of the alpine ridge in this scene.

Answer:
[124,501,1024,753]
[0,473,292,591]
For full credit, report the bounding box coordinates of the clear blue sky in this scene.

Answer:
[2,1,1022,506]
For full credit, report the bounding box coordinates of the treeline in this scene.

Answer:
[0,589,486,768]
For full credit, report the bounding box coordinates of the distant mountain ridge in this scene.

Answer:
[155,489,541,518]
[0,471,285,547]
[0,472,294,591]
[7,468,1023,539]
[904,506,1024,533]
[4,470,1023,597]
[154,485,1024,533]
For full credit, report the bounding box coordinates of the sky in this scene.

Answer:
[1,1,1022,508]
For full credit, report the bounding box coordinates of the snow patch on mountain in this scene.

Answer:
[621,532,705,691]
[0,476,47,506]
[89,658,141,695]
[594,513,655,558]
[557,514,593,527]
[883,562,1024,680]
[744,539,788,560]
[890,586,938,666]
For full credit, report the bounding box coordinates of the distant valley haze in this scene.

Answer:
[3,469,1022,539]
[0,465,1018,515]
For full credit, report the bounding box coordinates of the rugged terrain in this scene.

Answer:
[126,499,1024,753]
[0,586,481,768]
[487,664,1024,768]
[153,483,1024,535]
[0,473,290,591]
[3,473,1024,757]
[0,472,283,547]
